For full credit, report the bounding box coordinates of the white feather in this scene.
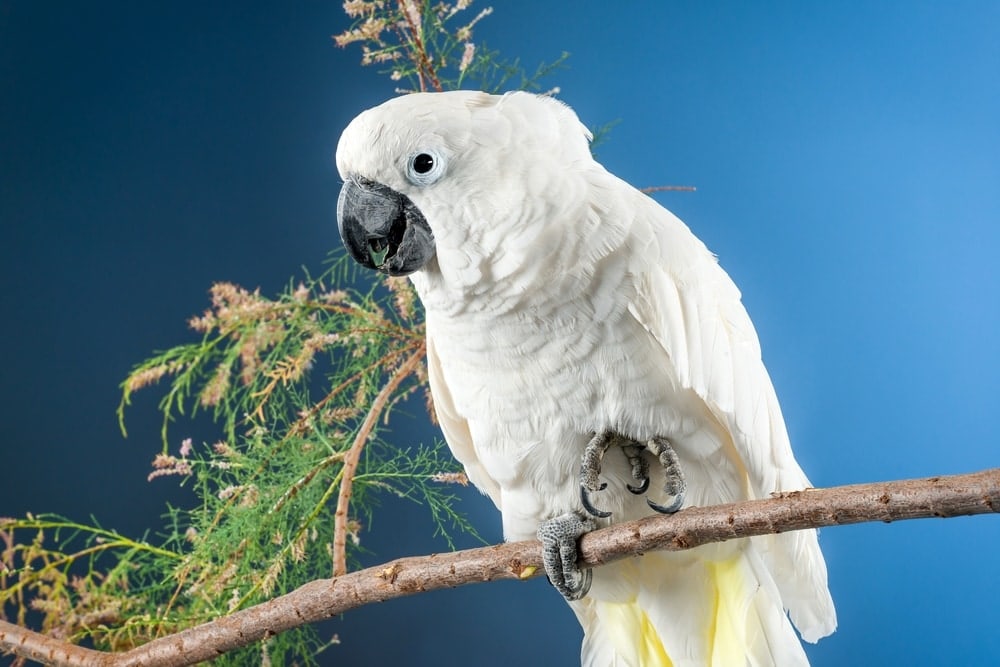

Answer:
[336,90,837,665]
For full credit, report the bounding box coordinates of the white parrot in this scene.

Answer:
[335,90,836,666]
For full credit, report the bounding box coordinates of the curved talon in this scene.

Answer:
[580,484,612,518]
[647,494,685,514]
[626,476,650,495]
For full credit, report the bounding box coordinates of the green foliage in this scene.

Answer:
[0,515,179,651]
[3,264,477,664]
[3,2,571,663]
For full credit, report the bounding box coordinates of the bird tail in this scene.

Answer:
[572,540,825,667]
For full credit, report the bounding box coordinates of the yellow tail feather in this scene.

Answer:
[708,557,748,667]
[597,600,673,666]
[580,550,811,666]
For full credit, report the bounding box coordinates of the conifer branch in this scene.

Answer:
[3,468,997,667]
[332,344,426,576]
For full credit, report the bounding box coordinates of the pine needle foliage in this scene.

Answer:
[3,265,476,664]
[1,3,567,664]
[335,0,568,93]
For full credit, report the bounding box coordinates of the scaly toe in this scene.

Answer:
[538,512,596,600]
[579,431,615,519]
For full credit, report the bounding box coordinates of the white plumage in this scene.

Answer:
[336,90,836,666]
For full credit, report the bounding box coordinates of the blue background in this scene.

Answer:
[2,2,998,665]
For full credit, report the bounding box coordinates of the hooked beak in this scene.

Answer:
[336,177,435,276]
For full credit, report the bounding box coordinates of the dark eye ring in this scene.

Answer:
[412,153,435,174]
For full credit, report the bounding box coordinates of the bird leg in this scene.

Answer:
[579,430,685,518]
[537,512,595,601]
[554,432,684,600]
[645,435,686,514]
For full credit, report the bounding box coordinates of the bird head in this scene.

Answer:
[334,91,595,286]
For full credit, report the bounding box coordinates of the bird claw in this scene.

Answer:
[647,494,684,514]
[580,482,611,518]
[578,431,686,518]
[538,512,595,601]
[626,476,650,495]
[646,435,687,514]
[623,443,650,495]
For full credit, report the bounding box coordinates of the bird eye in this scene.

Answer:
[413,153,434,173]
[406,149,445,186]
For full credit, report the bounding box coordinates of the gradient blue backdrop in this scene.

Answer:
[2,2,998,665]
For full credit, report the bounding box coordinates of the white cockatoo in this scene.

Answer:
[335,91,836,666]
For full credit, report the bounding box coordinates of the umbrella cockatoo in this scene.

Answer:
[335,90,836,666]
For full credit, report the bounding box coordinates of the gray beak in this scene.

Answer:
[336,177,436,276]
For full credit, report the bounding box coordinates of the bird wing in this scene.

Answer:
[425,331,503,510]
[626,190,807,499]
[625,190,837,640]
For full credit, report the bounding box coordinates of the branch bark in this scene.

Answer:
[3,468,998,667]
[332,344,425,576]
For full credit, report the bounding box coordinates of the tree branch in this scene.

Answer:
[332,344,425,576]
[3,468,998,667]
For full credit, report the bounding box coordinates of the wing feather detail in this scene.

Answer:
[627,193,799,499]
[426,332,503,510]
[624,190,837,640]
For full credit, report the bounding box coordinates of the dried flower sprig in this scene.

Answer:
[334,0,568,94]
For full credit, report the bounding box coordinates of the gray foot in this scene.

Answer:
[579,431,614,518]
[646,435,686,513]
[537,512,595,601]
[580,431,654,517]
[579,430,686,517]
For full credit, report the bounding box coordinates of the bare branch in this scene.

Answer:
[3,468,998,667]
[640,185,697,194]
[332,343,426,576]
